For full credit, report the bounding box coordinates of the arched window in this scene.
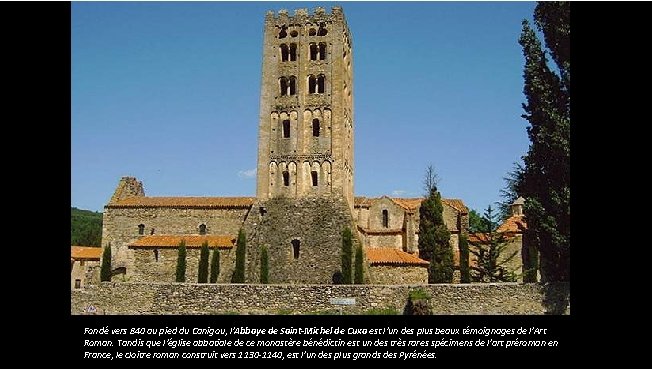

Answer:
[311,171,318,186]
[282,119,290,138]
[153,249,159,262]
[290,30,298,37]
[317,75,325,93]
[308,75,316,94]
[312,119,320,137]
[279,77,288,96]
[138,224,145,235]
[289,76,296,95]
[289,43,297,61]
[280,44,289,62]
[382,209,389,228]
[309,28,316,36]
[310,43,318,60]
[199,224,206,235]
[317,25,327,36]
[291,239,300,259]
[283,171,290,186]
[279,27,287,39]
[318,43,327,60]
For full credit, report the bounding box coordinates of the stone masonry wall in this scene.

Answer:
[367,265,428,284]
[130,248,235,283]
[71,282,570,315]
[243,196,356,284]
[102,207,249,276]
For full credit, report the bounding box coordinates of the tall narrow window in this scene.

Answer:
[74,279,81,289]
[289,43,297,61]
[282,119,290,138]
[283,171,290,186]
[317,25,327,36]
[289,76,296,95]
[382,209,389,228]
[317,75,325,93]
[279,77,288,96]
[318,43,327,60]
[312,119,320,137]
[310,43,318,60]
[199,224,206,235]
[138,224,145,235]
[311,171,318,186]
[279,27,287,39]
[153,249,159,262]
[280,44,289,62]
[308,75,316,94]
[291,239,300,259]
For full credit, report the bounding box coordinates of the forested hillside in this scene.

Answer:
[71,207,102,246]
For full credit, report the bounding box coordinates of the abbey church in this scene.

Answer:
[101,7,472,285]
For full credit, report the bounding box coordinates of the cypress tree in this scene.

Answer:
[459,233,470,283]
[175,239,186,282]
[260,246,269,284]
[232,229,246,283]
[209,248,220,283]
[341,227,353,284]
[518,2,570,283]
[100,243,112,282]
[197,241,209,283]
[354,244,364,284]
[419,188,453,283]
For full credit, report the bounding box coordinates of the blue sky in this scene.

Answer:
[72,1,535,213]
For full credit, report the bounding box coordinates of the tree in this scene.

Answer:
[197,241,209,283]
[518,2,570,283]
[498,162,525,221]
[458,233,470,283]
[468,209,484,233]
[418,179,453,283]
[209,248,220,283]
[354,244,364,284]
[260,246,269,284]
[422,164,439,194]
[232,229,246,283]
[469,205,518,282]
[341,227,353,284]
[100,243,112,282]
[175,239,186,282]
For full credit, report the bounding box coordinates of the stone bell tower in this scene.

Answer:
[255,6,354,210]
[245,6,356,284]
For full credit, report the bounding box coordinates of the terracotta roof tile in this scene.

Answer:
[354,196,468,213]
[468,232,517,244]
[354,197,371,208]
[71,246,102,260]
[366,248,429,267]
[129,235,236,249]
[107,196,255,209]
[497,215,527,233]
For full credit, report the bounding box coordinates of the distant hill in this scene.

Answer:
[71,207,102,247]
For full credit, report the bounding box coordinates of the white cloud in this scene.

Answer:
[237,169,256,179]
[391,190,407,196]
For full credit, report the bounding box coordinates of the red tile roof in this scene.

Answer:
[497,215,527,233]
[468,232,516,244]
[71,246,102,260]
[366,248,429,267]
[107,196,255,209]
[129,235,236,249]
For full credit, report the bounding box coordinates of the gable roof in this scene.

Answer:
[71,246,102,260]
[129,235,236,249]
[497,215,527,233]
[354,196,468,213]
[366,248,429,267]
[107,196,255,209]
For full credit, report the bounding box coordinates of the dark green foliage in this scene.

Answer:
[418,187,453,283]
[175,240,186,282]
[197,241,209,283]
[100,243,112,282]
[71,207,102,247]
[468,209,484,233]
[459,233,471,283]
[519,2,570,283]
[260,246,269,284]
[522,231,539,283]
[341,227,353,284]
[354,244,364,284]
[469,206,518,282]
[405,289,431,315]
[232,229,246,283]
[498,162,525,220]
[209,248,220,283]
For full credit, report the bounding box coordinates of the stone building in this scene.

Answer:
[100,7,470,285]
[71,246,101,289]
